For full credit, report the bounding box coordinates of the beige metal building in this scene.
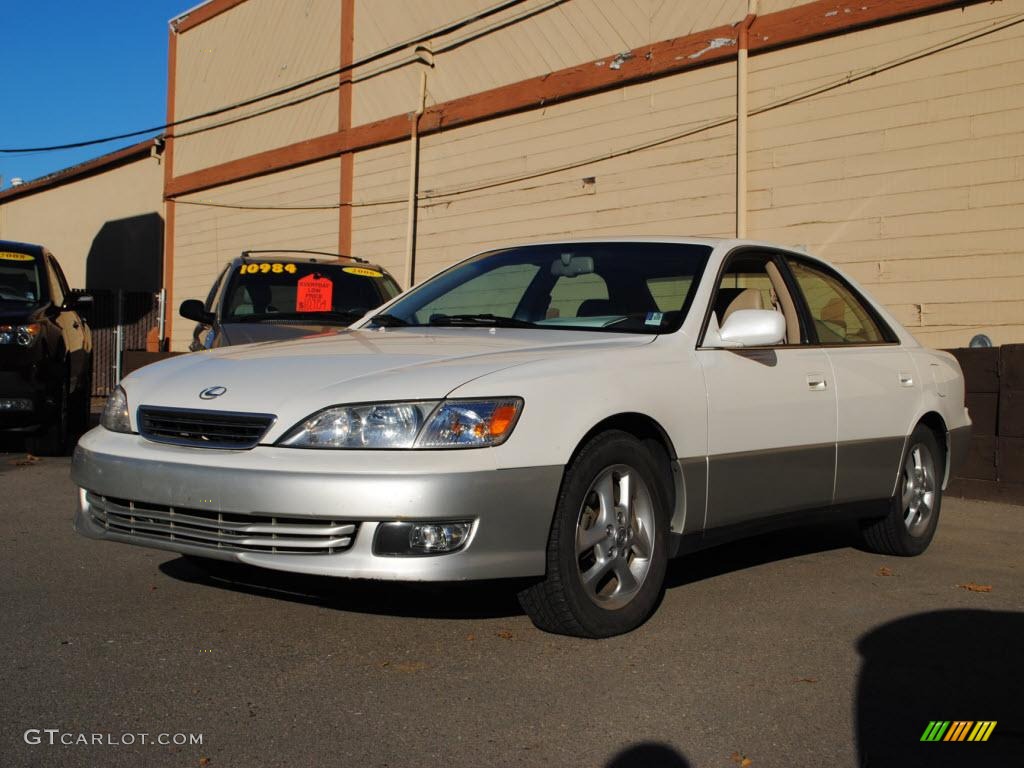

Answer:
[4,0,1022,353]
[0,141,165,289]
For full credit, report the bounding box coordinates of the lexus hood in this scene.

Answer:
[120,328,653,440]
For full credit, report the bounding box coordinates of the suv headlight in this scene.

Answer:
[278,398,523,449]
[0,322,42,347]
[100,386,132,433]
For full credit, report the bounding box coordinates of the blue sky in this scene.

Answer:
[0,2,185,188]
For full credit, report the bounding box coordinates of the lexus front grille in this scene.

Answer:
[137,406,275,449]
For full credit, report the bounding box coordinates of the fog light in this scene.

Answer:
[0,398,33,411]
[410,522,472,553]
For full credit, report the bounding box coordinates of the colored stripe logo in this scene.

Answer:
[920,721,997,742]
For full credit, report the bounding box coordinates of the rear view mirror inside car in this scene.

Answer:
[550,253,595,277]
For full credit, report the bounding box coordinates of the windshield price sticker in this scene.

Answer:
[343,266,383,278]
[296,274,333,312]
[0,252,35,261]
[240,263,298,275]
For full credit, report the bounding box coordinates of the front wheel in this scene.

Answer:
[517,431,669,638]
[26,376,68,456]
[859,423,943,556]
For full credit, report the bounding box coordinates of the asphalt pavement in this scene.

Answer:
[0,443,1021,768]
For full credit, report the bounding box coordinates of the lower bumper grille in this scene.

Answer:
[86,493,356,555]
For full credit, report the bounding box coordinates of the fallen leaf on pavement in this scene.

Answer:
[794,677,818,683]
[876,566,893,577]
[9,454,41,467]
[465,633,476,641]
[199,758,210,767]
[496,630,514,640]
[729,752,753,767]
[957,582,993,593]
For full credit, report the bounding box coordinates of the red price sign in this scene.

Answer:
[296,274,333,312]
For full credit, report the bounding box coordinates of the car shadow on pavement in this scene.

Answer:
[855,609,1023,768]
[605,742,691,767]
[158,556,531,620]
[158,521,860,623]
[663,520,859,589]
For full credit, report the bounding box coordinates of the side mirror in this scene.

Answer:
[180,299,215,324]
[61,293,93,311]
[716,309,786,347]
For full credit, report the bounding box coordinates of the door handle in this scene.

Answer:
[806,375,828,391]
[899,372,914,387]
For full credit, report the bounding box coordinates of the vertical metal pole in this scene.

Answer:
[114,290,124,384]
[736,4,758,239]
[157,288,166,351]
[404,69,427,290]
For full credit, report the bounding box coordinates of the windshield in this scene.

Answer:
[0,250,43,306]
[371,242,711,334]
[220,261,399,324]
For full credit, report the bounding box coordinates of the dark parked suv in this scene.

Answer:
[0,240,92,454]
[180,250,401,351]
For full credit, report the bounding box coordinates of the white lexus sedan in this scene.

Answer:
[73,238,970,637]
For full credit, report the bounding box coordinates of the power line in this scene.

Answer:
[0,0,542,154]
[173,13,1024,212]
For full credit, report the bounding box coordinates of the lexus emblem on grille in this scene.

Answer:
[199,386,228,400]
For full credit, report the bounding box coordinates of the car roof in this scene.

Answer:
[232,250,391,274]
[471,236,833,267]
[0,240,46,258]
[479,236,806,251]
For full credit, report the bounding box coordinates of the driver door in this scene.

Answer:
[697,251,837,529]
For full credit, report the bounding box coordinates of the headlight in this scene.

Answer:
[415,399,522,448]
[279,401,437,449]
[278,398,523,449]
[0,322,42,347]
[100,387,132,433]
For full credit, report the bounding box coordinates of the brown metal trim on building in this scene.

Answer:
[164,0,986,199]
[339,0,355,256]
[163,27,179,345]
[173,0,250,34]
[0,140,158,204]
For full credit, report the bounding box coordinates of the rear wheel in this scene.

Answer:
[859,423,943,556]
[517,431,669,638]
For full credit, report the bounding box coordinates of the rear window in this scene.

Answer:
[221,262,399,324]
[0,250,43,306]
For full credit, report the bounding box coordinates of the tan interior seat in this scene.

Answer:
[822,297,848,331]
[765,261,799,344]
[721,288,764,324]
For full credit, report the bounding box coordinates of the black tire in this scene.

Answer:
[517,430,670,638]
[26,375,68,456]
[859,423,944,556]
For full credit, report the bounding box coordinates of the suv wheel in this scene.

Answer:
[26,375,68,456]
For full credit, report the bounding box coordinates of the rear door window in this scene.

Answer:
[786,258,888,344]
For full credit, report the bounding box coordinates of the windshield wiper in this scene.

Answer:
[428,313,536,328]
[234,311,360,323]
[368,313,410,327]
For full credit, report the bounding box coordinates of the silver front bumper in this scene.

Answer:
[72,431,562,581]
